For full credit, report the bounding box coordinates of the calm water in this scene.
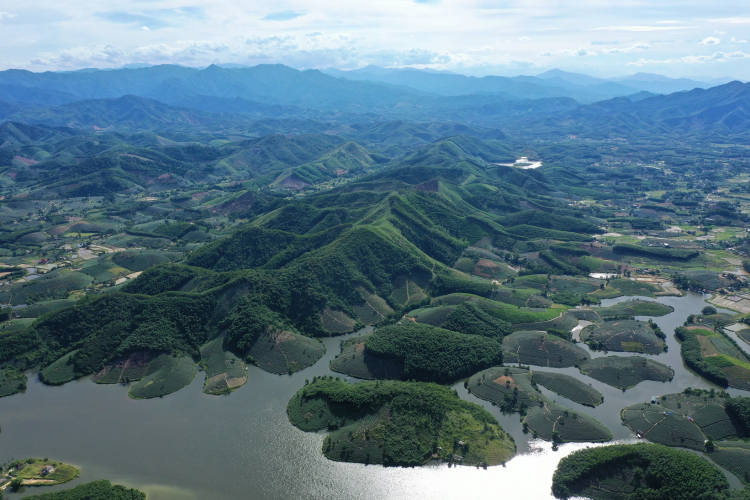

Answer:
[1,292,747,499]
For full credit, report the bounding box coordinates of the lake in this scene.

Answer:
[1,292,746,499]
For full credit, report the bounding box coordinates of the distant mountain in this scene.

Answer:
[536,68,730,95]
[323,66,627,103]
[523,81,750,138]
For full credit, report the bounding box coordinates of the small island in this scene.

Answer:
[23,480,146,499]
[287,376,516,466]
[552,443,730,499]
[0,458,78,492]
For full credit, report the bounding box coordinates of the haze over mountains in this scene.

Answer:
[0,63,747,143]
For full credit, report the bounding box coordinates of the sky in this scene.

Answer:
[0,1,748,79]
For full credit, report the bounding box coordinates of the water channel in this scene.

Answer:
[1,292,747,499]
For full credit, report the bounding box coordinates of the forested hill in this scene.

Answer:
[0,139,605,388]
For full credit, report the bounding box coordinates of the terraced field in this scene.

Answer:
[578,356,674,389]
[39,350,79,385]
[93,351,157,384]
[200,336,247,394]
[532,371,603,407]
[129,354,196,399]
[249,327,325,374]
[621,392,739,453]
[525,401,611,443]
[581,319,665,354]
[593,299,673,319]
[330,333,404,379]
[352,287,394,324]
[680,326,750,390]
[711,441,750,484]
[502,330,590,367]
[467,366,546,411]
[0,365,26,397]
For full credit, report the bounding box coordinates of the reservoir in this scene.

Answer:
[1,292,746,499]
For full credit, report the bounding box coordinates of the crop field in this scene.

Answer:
[0,366,26,397]
[578,356,674,389]
[593,300,673,319]
[128,354,196,399]
[352,287,394,324]
[622,403,706,450]
[0,271,93,305]
[330,334,404,379]
[249,327,325,374]
[431,293,480,306]
[13,299,77,318]
[622,392,739,453]
[503,331,590,368]
[738,329,750,346]
[711,442,750,484]
[320,308,357,333]
[110,250,182,272]
[608,279,659,297]
[390,274,428,307]
[467,366,546,410]
[532,371,603,407]
[690,328,750,390]
[512,311,578,333]
[581,320,664,354]
[39,350,79,385]
[408,305,456,326]
[93,351,156,384]
[526,294,552,308]
[525,402,611,443]
[473,258,515,280]
[200,336,247,394]
[569,309,602,322]
[485,305,563,325]
[550,276,599,295]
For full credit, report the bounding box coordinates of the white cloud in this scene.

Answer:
[702,17,750,24]
[141,26,150,31]
[603,43,650,54]
[591,25,688,32]
[699,37,721,45]
[539,48,596,57]
[0,11,16,22]
[731,38,748,44]
[628,51,750,66]
[518,36,531,41]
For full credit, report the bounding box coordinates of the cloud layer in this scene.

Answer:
[0,0,747,79]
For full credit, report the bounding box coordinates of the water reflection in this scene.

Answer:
[0,293,746,499]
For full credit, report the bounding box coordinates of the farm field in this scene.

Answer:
[502,330,590,367]
[128,354,196,399]
[581,319,665,354]
[248,327,325,375]
[676,326,750,390]
[578,356,674,389]
[0,458,79,489]
[200,336,247,394]
[532,371,603,407]
[525,401,611,443]
[330,333,404,380]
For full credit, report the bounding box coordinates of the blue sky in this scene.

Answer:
[0,1,748,79]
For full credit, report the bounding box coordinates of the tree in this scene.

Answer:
[702,306,717,316]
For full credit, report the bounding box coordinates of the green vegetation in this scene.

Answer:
[200,336,247,394]
[502,330,590,367]
[22,480,145,500]
[128,354,196,399]
[613,243,699,260]
[287,377,516,466]
[711,441,750,485]
[622,391,736,451]
[466,367,611,443]
[676,326,750,389]
[525,401,611,443]
[593,299,673,320]
[581,319,665,354]
[552,443,730,500]
[248,327,325,375]
[578,356,674,389]
[0,458,79,489]
[532,371,603,407]
[334,323,503,383]
[0,365,27,397]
